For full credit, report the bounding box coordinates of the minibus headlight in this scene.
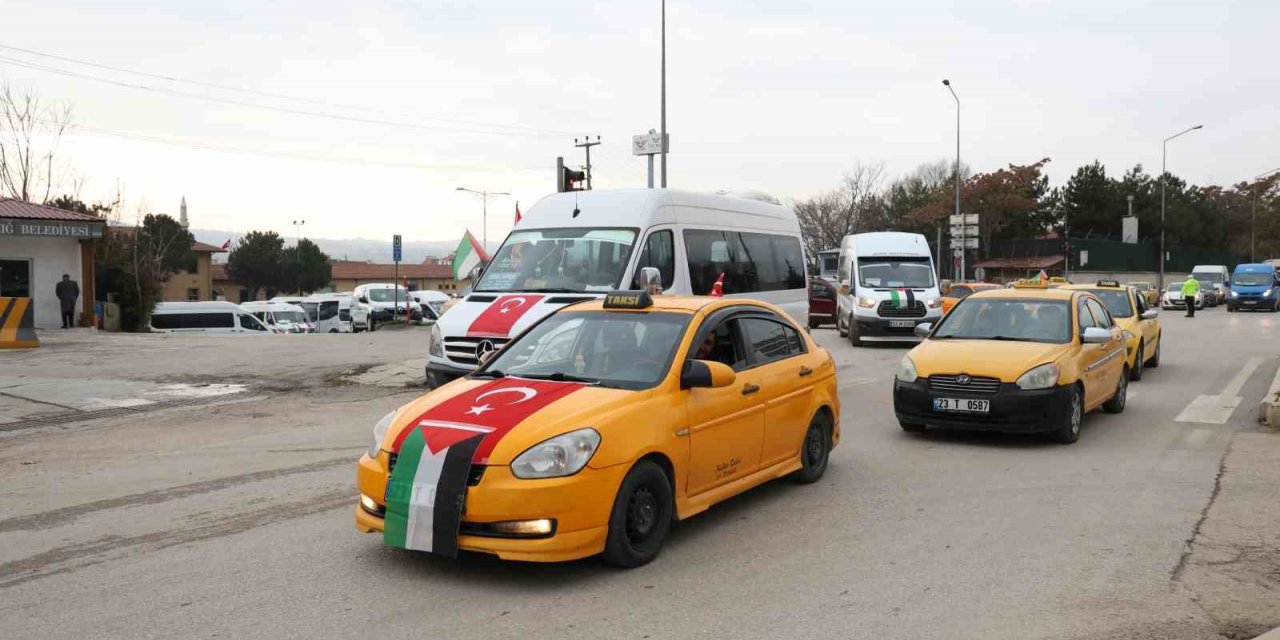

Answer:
[1265,289,1274,298]
[925,297,941,309]
[1229,290,1238,298]
[370,411,396,457]
[429,324,444,357]
[857,295,877,309]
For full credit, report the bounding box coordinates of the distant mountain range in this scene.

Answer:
[191,229,495,264]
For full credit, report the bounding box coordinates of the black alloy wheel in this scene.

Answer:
[601,460,673,568]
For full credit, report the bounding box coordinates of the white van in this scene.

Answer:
[241,301,312,333]
[149,301,272,335]
[304,293,353,333]
[834,232,942,346]
[409,290,451,321]
[425,188,808,388]
[351,283,414,332]
[1191,264,1230,306]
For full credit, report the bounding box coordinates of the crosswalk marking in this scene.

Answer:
[1175,357,1265,424]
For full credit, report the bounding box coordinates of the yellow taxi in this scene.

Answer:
[893,282,1128,444]
[355,289,839,567]
[1062,280,1162,381]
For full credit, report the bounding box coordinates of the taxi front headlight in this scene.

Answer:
[429,324,444,357]
[895,355,918,383]
[370,411,396,457]
[511,428,601,479]
[925,297,941,309]
[857,295,877,309]
[1016,363,1060,391]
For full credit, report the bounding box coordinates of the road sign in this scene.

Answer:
[951,237,979,249]
[632,131,669,155]
[949,226,980,238]
[392,234,402,263]
[974,266,986,281]
[949,213,979,226]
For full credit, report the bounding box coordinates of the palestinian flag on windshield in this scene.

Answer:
[382,378,586,556]
[886,289,916,309]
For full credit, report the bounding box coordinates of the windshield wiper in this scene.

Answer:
[519,372,599,384]
[519,288,582,293]
[472,369,505,379]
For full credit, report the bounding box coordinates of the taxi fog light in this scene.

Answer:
[857,295,878,309]
[490,519,554,536]
[369,411,396,457]
[1016,363,1060,390]
[511,428,601,479]
[360,494,384,516]
[895,355,918,383]
[428,324,444,357]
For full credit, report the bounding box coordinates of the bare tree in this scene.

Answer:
[793,162,886,270]
[0,83,73,203]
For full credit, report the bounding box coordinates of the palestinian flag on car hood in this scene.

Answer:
[382,377,586,556]
[886,289,916,309]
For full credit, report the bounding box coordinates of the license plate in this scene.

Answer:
[1244,301,1256,305]
[933,397,990,413]
[889,320,916,328]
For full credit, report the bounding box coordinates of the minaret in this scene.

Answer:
[179,196,189,229]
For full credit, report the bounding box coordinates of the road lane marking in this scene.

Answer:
[1175,357,1264,424]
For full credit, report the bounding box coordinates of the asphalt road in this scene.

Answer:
[1,307,1277,639]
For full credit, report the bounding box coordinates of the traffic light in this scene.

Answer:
[556,156,586,193]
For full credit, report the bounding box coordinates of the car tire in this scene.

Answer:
[809,319,820,330]
[1050,385,1083,444]
[791,413,832,484]
[837,312,849,337]
[1227,304,1236,312]
[1103,367,1129,414]
[899,421,926,433]
[601,460,673,569]
[1148,336,1161,368]
[848,318,863,347]
[1130,342,1144,381]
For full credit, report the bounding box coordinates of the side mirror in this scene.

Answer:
[359,296,369,304]
[681,359,736,389]
[939,279,953,295]
[639,266,663,295]
[913,322,933,339]
[1141,308,1159,320]
[1082,327,1112,344]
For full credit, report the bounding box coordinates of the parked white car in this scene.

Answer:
[241,301,312,333]
[351,283,414,332]
[149,301,272,334]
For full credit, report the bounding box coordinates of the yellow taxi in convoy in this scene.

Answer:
[894,282,1128,444]
[355,289,839,567]
[1062,280,1162,381]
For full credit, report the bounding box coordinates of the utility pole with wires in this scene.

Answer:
[574,136,601,190]
[292,220,305,294]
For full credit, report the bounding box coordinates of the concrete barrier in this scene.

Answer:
[0,297,39,349]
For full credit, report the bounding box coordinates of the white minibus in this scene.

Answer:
[149,301,272,335]
[834,232,942,346]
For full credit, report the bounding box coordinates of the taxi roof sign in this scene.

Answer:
[603,291,654,310]
[1096,279,1121,287]
[1012,279,1049,289]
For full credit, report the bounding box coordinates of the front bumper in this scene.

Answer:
[851,311,941,341]
[355,451,627,562]
[894,378,1073,433]
[1229,294,1273,309]
[425,357,473,389]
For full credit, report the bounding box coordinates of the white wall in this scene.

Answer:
[0,236,83,329]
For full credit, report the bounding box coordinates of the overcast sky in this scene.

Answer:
[3,0,1277,246]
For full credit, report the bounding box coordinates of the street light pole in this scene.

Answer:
[660,0,667,188]
[1159,124,1202,289]
[455,187,510,251]
[1252,168,1280,262]
[292,219,305,294]
[942,79,961,280]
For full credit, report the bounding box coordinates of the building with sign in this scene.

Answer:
[0,198,104,329]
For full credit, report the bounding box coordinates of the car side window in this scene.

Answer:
[740,317,806,366]
[1133,291,1146,314]
[1078,300,1098,332]
[631,230,675,290]
[1085,299,1113,329]
[689,318,749,371]
[239,314,268,331]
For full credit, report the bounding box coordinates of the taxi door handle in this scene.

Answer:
[798,366,813,377]
[742,383,760,396]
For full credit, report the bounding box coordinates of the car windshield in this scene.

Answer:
[1088,290,1133,318]
[1232,273,1272,286]
[819,252,839,278]
[475,228,637,293]
[1167,283,1185,292]
[857,257,934,289]
[477,311,690,390]
[367,288,407,302]
[1193,272,1224,285]
[932,299,1071,344]
[274,311,307,323]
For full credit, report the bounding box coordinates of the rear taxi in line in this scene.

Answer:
[1062,280,1161,381]
[939,281,1001,315]
[355,280,839,567]
[893,283,1128,444]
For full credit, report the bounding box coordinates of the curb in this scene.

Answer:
[1256,626,1280,640]
[1258,360,1280,430]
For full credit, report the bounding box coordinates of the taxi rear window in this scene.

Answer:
[1086,289,1134,318]
[932,299,1071,344]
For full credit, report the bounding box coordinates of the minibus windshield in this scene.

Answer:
[857,257,935,289]
[475,228,637,293]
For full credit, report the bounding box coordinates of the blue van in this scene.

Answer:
[1227,263,1280,312]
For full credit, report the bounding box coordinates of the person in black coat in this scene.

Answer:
[55,274,79,329]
